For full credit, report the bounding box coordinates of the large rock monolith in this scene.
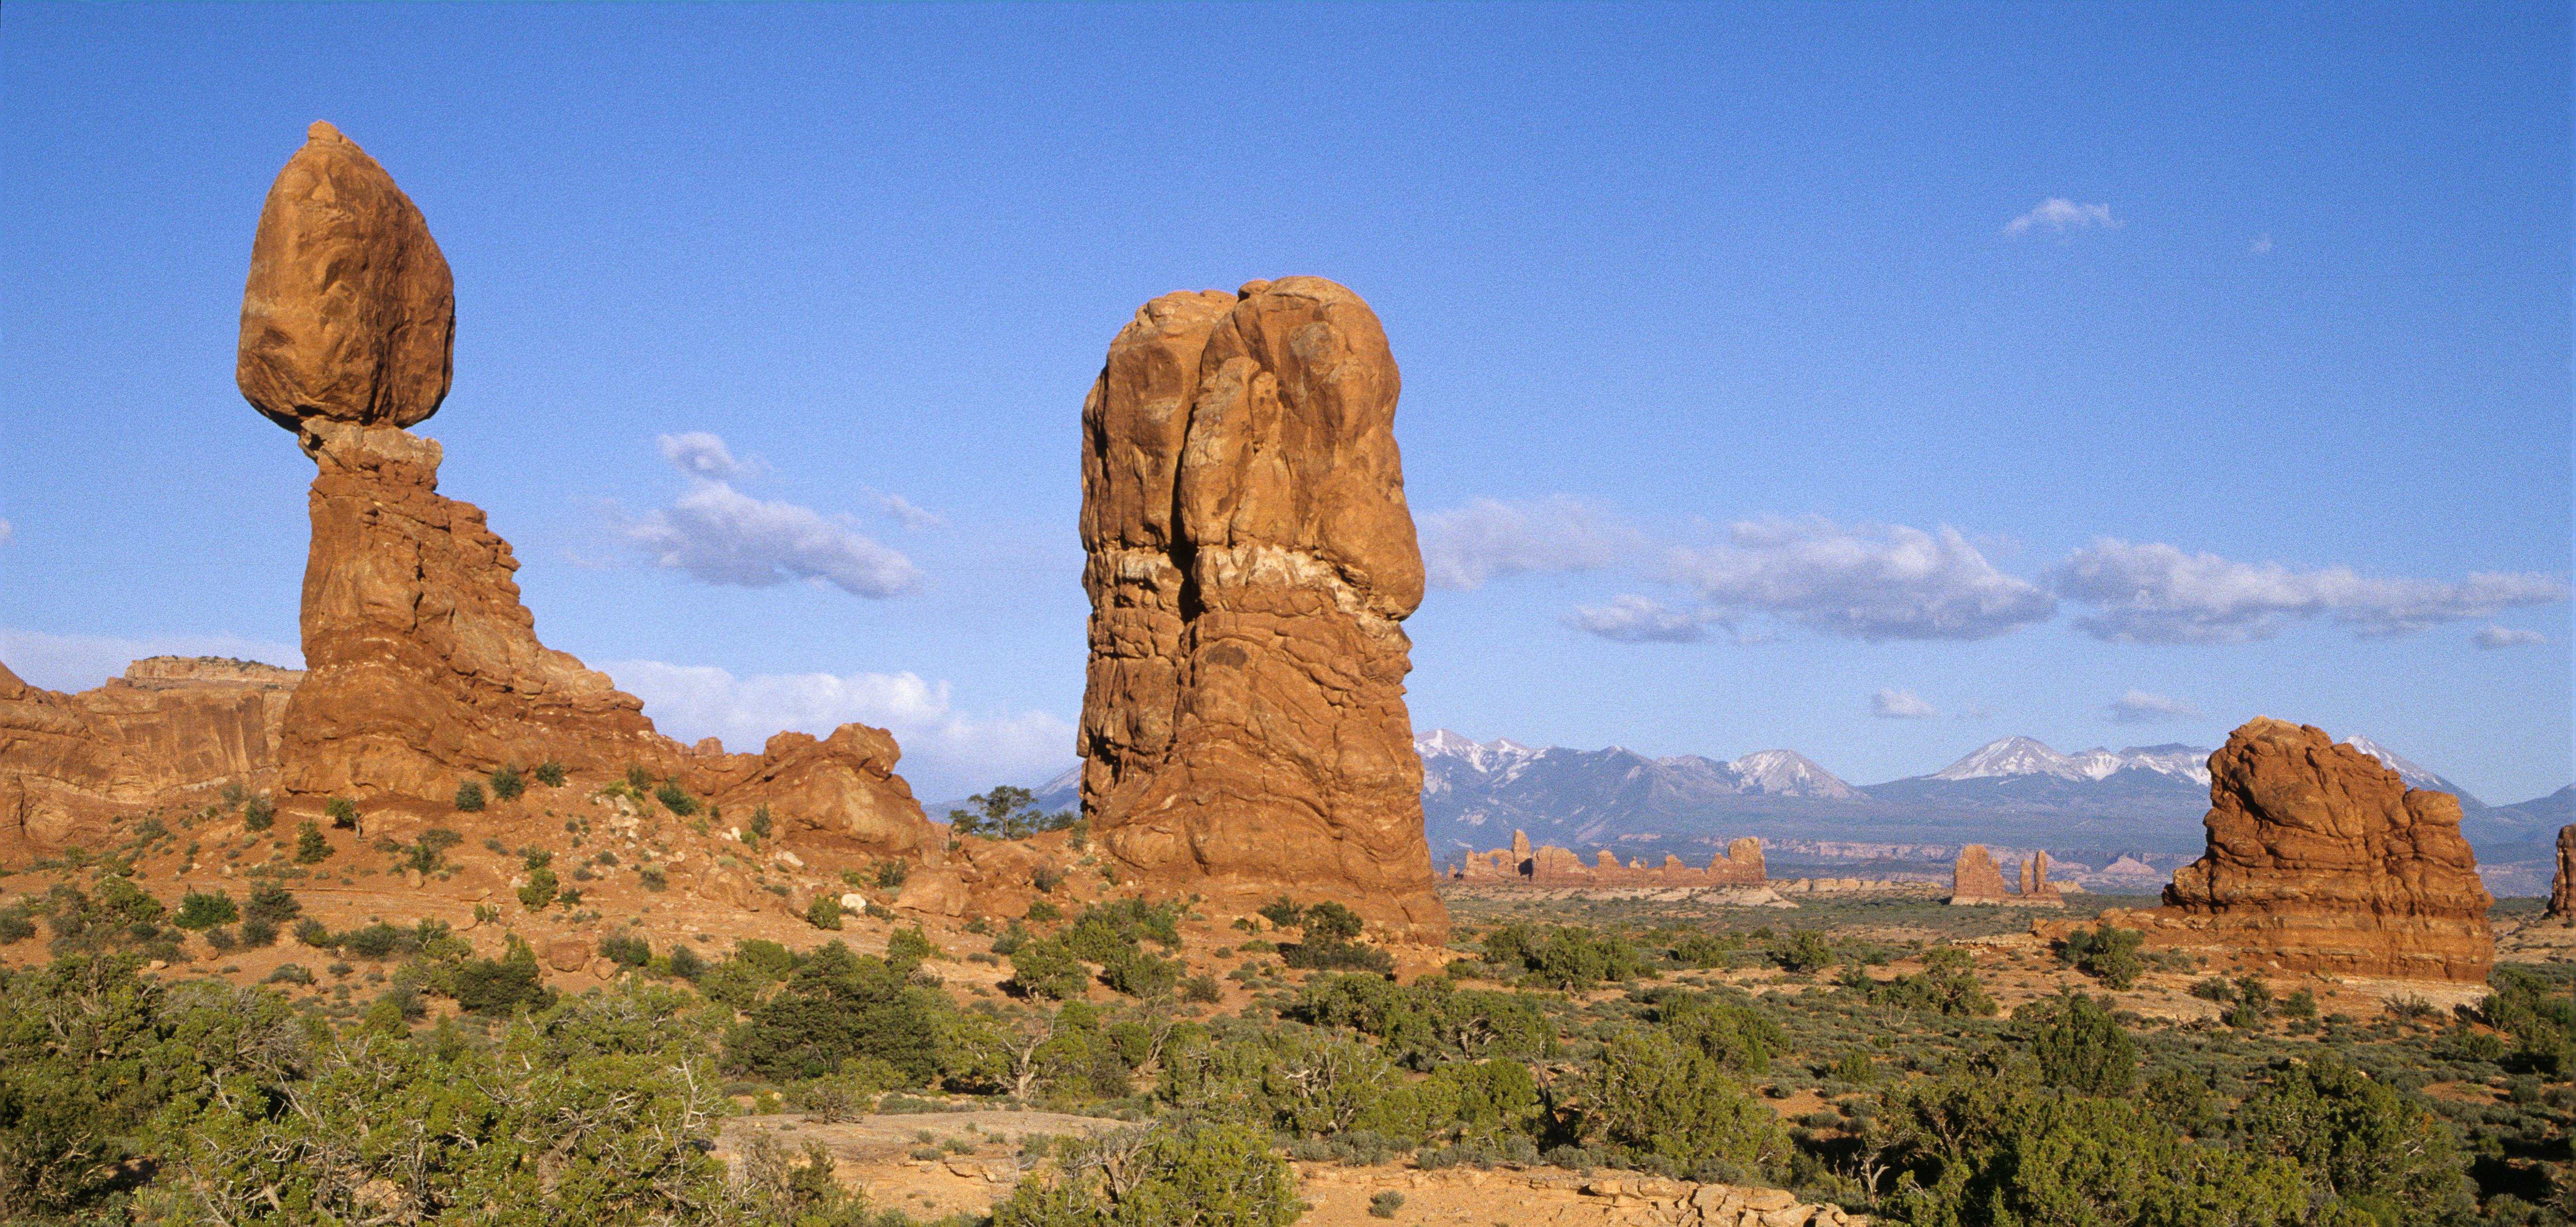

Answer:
[1077,278,1446,941]
[2547,826,2576,921]
[234,123,936,861]
[2150,717,2492,982]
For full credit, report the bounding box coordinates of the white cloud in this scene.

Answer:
[1419,497,1634,590]
[1563,595,1717,643]
[602,658,1073,801]
[870,490,946,531]
[1662,516,2056,641]
[0,626,303,692]
[2250,234,2273,255]
[2108,689,2203,724]
[619,433,920,597]
[657,431,766,481]
[2053,539,2568,643]
[2476,625,2547,649]
[2005,198,2119,236]
[1872,688,1940,719]
[0,519,13,547]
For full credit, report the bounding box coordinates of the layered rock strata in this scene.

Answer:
[1457,830,1767,888]
[1076,279,1445,940]
[0,658,301,862]
[233,122,934,859]
[2135,718,2492,983]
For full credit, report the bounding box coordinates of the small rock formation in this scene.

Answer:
[1948,845,2011,904]
[1077,279,1445,940]
[1457,830,1767,888]
[232,122,936,860]
[2547,826,2576,921]
[2144,717,2493,983]
[0,658,301,862]
[2019,850,2063,902]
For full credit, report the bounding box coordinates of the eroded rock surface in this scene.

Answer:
[0,657,300,862]
[2549,826,2576,920]
[1457,830,1766,888]
[1948,845,2010,904]
[1077,279,1444,940]
[2147,717,2492,983]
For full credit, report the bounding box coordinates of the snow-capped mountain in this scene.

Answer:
[1930,736,2212,786]
[1414,730,1867,849]
[2343,736,2482,805]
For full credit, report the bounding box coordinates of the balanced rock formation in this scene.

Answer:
[2019,850,2063,902]
[0,657,301,862]
[2547,826,2576,921]
[233,123,936,860]
[1076,279,1445,940]
[2145,718,2492,983]
[1457,831,1766,888]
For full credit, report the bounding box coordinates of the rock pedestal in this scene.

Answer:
[2151,718,2492,983]
[2547,826,2576,920]
[1077,279,1445,941]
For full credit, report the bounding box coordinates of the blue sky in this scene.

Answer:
[2,2,2567,804]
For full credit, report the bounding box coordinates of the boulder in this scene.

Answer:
[1076,279,1445,941]
[542,936,591,972]
[2152,717,2493,983]
[237,121,453,434]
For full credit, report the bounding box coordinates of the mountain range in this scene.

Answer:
[949,731,2568,893]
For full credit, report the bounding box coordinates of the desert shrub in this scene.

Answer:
[533,759,566,787]
[654,780,697,816]
[726,941,944,1084]
[1773,929,1834,973]
[264,961,315,985]
[1258,898,1305,929]
[402,827,463,875]
[1011,936,1089,1001]
[1368,1190,1405,1218]
[1670,930,1742,968]
[805,894,843,930]
[1102,950,1180,1000]
[1580,1027,1789,1177]
[1864,946,1997,1017]
[1181,974,1223,1005]
[516,848,559,910]
[171,890,239,931]
[338,923,407,960]
[2236,1056,2475,1220]
[1027,898,1063,923]
[626,764,653,791]
[488,764,524,802]
[452,780,486,813]
[203,926,238,952]
[873,859,909,889]
[2058,924,2146,990]
[1280,938,1395,975]
[447,937,555,1014]
[665,943,708,982]
[238,917,278,948]
[2021,988,2137,1096]
[293,918,331,947]
[243,882,300,925]
[1646,989,1778,1075]
[601,932,652,968]
[0,906,37,945]
[241,795,275,832]
[324,797,358,828]
[992,1122,1299,1227]
[292,821,332,864]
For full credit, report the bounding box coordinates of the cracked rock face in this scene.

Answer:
[2158,717,2493,983]
[237,121,454,435]
[1077,278,1446,941]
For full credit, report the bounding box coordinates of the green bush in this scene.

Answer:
[453,780,486,813]
[517,848,559,910]
[873,859,910,889]
[448,937,555,1014]
[243,881,300,925]
[1581,1027,1788,1177]
[171,890,239,931]
[805,894,843,930]
[238,917,279,948]
[726,942,944,1084]
[1773,930,1834,973]
[241,795,275,832]
[324,797,358,828]
[600,932,652,968]
[489,764,525,802]
[533,759,566,788]
[2059,924,2146,989]
[1010,937,1089,1001]
[993,1122,1300,1227]
[2022,988,2137,1095]
[292,820,332,864]
[2236,1056,2475,1219]
[1368,1190,1405,1218]
[654,780,697,815]
[402,827,463,875]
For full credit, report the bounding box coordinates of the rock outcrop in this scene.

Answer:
[2142,718,2492,983]
[1076,279,1445,940]
[0,657,300,862]
[1948,845,2010,904]
[233,122,936,861]
[1457,831,1766,888]
[2548,826,2576,920]
[2019,850,2063,902]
